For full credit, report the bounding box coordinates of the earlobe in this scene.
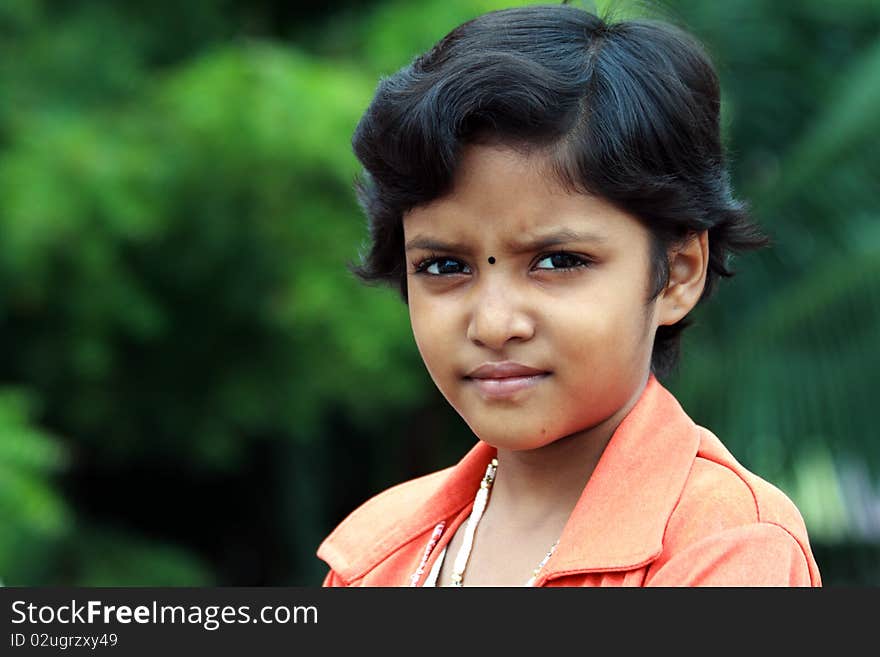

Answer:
[658,230,709,326]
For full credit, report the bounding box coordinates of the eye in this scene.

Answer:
[414,256,472,276]
[534,252,591,271]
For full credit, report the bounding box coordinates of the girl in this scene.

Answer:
[317,3,821,587]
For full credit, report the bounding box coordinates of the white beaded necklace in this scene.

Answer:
[422,458,560,587]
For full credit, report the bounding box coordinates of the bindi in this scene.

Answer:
[488,256,496,264]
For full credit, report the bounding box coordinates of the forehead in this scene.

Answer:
[402,145,646,248]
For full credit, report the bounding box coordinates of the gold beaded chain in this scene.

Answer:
[445,458,560,587]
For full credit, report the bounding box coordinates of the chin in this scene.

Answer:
[467,423,557,451]
[483,438,555,452]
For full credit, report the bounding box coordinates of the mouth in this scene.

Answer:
[464,373,550,399]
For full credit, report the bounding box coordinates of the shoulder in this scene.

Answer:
[649,426,821,585]
[672,427,810,534]
[316,466,454,580]
[316,440,496,584]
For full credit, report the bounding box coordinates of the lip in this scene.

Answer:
[467,373,549,399]
[466,361,549,379]
[464,361,550,400]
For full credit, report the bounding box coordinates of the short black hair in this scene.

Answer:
[348,3,770,381]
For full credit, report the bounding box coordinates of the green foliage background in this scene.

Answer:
[1,0,878,586]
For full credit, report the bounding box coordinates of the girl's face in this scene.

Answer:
[403,145,666,452]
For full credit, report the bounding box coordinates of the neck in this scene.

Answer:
[488,375,648,530]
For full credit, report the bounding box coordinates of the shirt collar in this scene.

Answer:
[536,372,700,582]
[318,372,700,583]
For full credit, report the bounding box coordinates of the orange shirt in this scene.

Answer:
[317,373,822,586]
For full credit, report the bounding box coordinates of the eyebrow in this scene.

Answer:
[404,228,607,253]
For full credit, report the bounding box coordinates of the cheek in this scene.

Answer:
[408,290,454,373]
[548,301,609,354]
[552,293,644,365]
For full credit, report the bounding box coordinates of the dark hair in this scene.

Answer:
[348,3,770,381]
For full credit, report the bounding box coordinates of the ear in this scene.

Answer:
[657,230,709,327]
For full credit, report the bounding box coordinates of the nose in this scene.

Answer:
[466,280,535,350]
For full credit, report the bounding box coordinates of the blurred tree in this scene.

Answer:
[0,389,68,584]
[664,0,880,538]
[1,11,427,584]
